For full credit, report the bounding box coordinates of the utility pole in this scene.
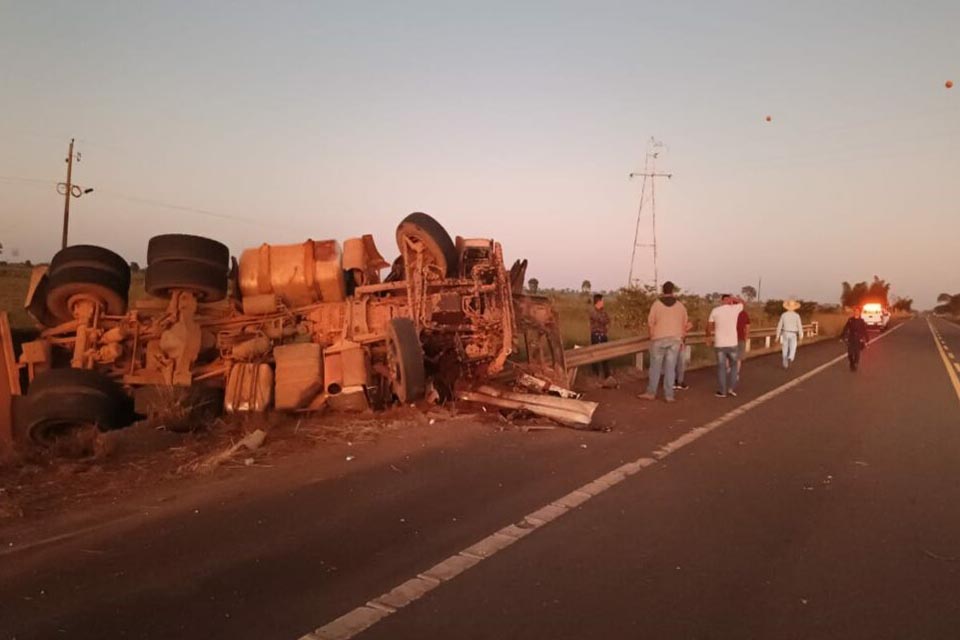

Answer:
[58,138,93,249]
[61,138,75,249]
[627,138,672,290]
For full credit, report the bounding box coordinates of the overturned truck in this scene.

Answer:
[1,213,566,447]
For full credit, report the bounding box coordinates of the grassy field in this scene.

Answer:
[0,265,37,332]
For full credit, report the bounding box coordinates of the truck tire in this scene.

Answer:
[50,245,131,284]
[19,368,127,447]
[396,212,457,279]
[45,266,129,322]
[386,318,426,403]
[147,234,230,270]
[145,260,228,302]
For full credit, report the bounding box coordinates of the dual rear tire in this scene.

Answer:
[18,368,129,448]
[45,245,131,323]
[145,234,230,302]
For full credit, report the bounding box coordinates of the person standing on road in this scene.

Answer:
[707,294,743,398]
[776,299,804,369]
[840,306,870,372]
[589,294,612,380]
[736,307,751,376]
[639,281,688,403]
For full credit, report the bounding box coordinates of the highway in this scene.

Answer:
[2,317,959,639]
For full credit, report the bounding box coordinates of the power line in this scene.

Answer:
[0,175,56,186]
[0,175,260,225]
[94,189,260,224]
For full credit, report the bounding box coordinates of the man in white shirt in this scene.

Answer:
[707,294,744,398]
[776,299,804,369]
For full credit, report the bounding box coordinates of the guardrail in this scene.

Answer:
[564,322,820,381]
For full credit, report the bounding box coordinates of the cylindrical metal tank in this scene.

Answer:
[238,240,346,308]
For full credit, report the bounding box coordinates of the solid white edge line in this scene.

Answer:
[299,321,906,640]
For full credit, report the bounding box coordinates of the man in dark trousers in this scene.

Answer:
[841,306,870,372]
[590,293,611,379]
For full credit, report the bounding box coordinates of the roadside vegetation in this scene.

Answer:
[538,285,847,349]
[935,293,960,318]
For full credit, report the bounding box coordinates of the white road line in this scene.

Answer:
[298,322,906,640]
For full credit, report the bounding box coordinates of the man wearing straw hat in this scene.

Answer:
[776,299,804,369]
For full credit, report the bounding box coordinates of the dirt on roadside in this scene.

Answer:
[0,405,481,525]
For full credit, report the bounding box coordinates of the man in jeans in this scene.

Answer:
[639,281,688,403]
[776,299,804,369]
[674,319,693,391]
[707,294,744,398]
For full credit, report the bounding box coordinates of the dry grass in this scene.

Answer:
[0,264,35,331]
[812,312,849,337]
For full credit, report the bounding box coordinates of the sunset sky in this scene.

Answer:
[1,0,958,307]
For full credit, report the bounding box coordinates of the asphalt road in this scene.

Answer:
[2,317,959,639]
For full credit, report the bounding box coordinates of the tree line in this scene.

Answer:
[527,273,913,313]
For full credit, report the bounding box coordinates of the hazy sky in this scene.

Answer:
[1,1,958,307]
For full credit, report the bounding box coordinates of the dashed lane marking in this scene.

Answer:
[928,318,960,408]
[298,322,906,640]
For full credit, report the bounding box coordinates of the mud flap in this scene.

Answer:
[0,312,22,449]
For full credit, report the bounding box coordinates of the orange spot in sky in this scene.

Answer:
[947,80,954,89]
[765,115,772,122]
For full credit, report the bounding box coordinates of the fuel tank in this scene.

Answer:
[238,240,346,308]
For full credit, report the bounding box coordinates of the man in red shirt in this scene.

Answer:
[736,308,751,376]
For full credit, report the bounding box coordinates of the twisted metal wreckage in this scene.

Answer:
[0,213,595,450]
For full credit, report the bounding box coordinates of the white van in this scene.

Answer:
[862,302,890,330]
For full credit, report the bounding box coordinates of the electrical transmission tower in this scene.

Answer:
[627,138,672,290]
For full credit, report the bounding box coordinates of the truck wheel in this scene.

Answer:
[145,260,228,302]
[50,245,131,283]
[45,266,129,322]
[386,318,426,403]
[147,234,230,270]
[396,212,457,279]
[18,368,127,447]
